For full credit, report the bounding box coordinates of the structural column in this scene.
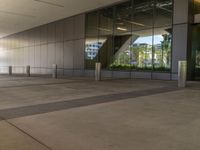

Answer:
[26,65,31,77]
[9,66,12,76]
[52,64,58,79]
[95,63,101,81]
[172,0,190,80]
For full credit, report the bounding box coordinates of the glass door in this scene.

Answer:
[192,24,200,80]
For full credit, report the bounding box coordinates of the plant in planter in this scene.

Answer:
[109,64,171,72]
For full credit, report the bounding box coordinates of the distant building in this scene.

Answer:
[85,42,103,60]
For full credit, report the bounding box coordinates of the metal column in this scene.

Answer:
[95,63,101,81]
[9,66,12,76]
[52,64,58,79]
[26,65,31,77]
[178,61,187,88]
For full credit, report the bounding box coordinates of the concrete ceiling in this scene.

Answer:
[0,0,123,38]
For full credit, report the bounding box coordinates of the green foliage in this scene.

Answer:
[109,64,136,70]
[137,67,152,71]
[196,67,200,71]
[109,64,171,72]
[153,66,171,72]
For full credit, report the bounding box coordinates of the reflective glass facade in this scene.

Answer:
[85,0,173,72]
[192,0,200,80]
[194,0,200,14]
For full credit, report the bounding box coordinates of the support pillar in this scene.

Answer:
[95,63,101,81]
[178,61,187,88]
[26,65,30,77]
[52,64,57,79]
[9,66,12,76]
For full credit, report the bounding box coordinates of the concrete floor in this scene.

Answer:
[0,75,200,150]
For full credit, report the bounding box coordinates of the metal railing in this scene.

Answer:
[0,65,175,81]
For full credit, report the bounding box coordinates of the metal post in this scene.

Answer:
[26,65,30,77]
[95,62,101,81]
[52,64,57,79]
[178,61,187,88]
[9,66,12,76]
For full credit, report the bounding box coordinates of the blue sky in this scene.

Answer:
[135,35,163,45]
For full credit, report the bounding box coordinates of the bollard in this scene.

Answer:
[9,66,12,76]
[52,64,57,79]
[95,62,101,81]
[178,61,187,88]
[26,65,31,77]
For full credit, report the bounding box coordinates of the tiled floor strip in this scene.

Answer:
[0,87,178,120]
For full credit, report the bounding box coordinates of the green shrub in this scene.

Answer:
[109,64,171,72]
[153,66,171,72]
[109,64,136,70]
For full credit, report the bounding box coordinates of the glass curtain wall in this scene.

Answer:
[192,0,200,80]
[191,24,200,80]
[85,0,173,71]
[194,0,200,14]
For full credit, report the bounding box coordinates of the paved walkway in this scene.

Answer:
[0,76,199,150]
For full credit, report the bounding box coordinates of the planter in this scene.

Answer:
[152,72,171,80]
[101,70,112,78]
[84,70,95,77]
[112,71,131,79]
[133,71,152,79]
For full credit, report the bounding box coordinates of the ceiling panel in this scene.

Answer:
[0,0,123,38]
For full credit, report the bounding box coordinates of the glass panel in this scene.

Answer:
[85,0,173,71]
[85,37,106,69]
[130,29,153,69]
[110,1,133,69]
[98,7,114,69]
[196,49,200,78]
[194,0,200,14]
[112,29,153,70]
[99,8,114,36]
[154,0,173,27]
[192,24,200,80]
[153,27,172,71]
[86,11,99,37]
[114,1,132,35]
[132,0,154,31]
[192,1,200,80]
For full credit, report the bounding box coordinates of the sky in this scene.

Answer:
[135,35,164,45]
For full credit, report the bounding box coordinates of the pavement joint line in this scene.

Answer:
[0,80,87,89]
[0,78,83,81]
[0,115,54,150]
[0,86,180,121]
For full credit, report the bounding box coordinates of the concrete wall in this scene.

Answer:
[0,14,85,75]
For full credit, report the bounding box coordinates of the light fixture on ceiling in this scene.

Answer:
[117,27,128,31]
[124,20,145,27]
[116,22,124,25]
[34,0,64,8]
[98,27,111,32]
